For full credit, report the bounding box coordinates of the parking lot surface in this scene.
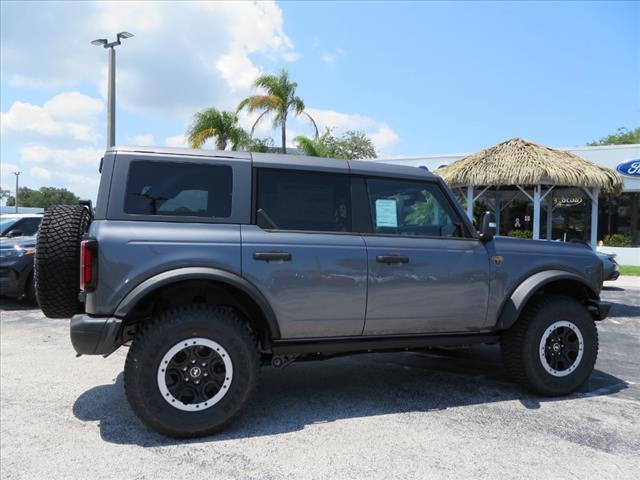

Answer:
[1,277,639,480]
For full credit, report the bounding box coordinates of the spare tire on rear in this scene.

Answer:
[35,205,91,318]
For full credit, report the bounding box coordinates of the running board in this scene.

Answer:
[271,333,500,356]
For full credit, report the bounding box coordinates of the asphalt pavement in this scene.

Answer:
[1,277,639,480]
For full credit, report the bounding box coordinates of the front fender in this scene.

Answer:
[495,270,599,330]
[113,267,281,339]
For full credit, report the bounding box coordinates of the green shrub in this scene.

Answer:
[603,234,632,247]
[507,229,533,239]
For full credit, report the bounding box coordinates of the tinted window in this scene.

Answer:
[16,217,42,236]
[124,161,232,217]
[257,170,351,232]
[367,179,462,237]
[1,217,41,237]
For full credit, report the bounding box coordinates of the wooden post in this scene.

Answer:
[495,190,501,236]
[533,184,541,240]
[590,188,600,249]
[546,193,553,240]
[466,186,474,221]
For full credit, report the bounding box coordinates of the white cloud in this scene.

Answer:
[1,1,298,116]
[165,135,189,148]
[19,145,103,169]
[321,47,345,66]
[321,53,336,65]
[43,92,104,120]
[128,134,155,146]
[30,166,53,180]
[1,92,103,142]
[216,50,262,92]
[302,108,400,152]
[17,146,102,199]
[370,125,400,150]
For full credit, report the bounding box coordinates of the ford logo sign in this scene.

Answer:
[616,159,640,177]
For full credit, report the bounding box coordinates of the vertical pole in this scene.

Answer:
[466,186,474,222]
[495,190,501,236]
[533,184,541,240]
[591,188,600,249]
[107,47,116,148]
[631,192,639,246]
[546,192,553,240]
[14,172,20,213]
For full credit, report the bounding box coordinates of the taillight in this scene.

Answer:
[80,239,97,291]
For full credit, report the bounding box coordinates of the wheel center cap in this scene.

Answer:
[189,366,202,378]
[552,343,561,353]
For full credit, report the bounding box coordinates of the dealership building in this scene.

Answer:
[376,143,640,264]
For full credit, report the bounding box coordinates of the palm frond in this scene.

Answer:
[189,127,218,149]
[300,110,318,139]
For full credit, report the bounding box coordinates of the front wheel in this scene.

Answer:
[501,295,598,396]
[124,305,260,438]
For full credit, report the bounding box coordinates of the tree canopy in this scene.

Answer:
[6,187,79,209]
[587,127,640,146]
[295,128,377,160]
[187,108,249,150]
[237,69,317,153]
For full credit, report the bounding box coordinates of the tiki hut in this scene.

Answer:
[436,137,623,247]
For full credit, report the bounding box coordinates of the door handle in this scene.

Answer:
[376,255,410,264]
[253,251,292,262]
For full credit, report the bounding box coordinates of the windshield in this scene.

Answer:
[0,218,19,236]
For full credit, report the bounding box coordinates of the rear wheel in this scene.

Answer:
[501,295,598,396]
[35,205,90,318]
[124,305,260,438]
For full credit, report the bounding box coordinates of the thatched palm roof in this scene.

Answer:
[436,137,623,192]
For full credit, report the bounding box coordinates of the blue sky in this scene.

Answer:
[1,1,638,201]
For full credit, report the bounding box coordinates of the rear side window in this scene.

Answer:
[256,170,351,232]
[124,161,232,217]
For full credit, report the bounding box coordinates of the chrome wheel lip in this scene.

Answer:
[539,320,584,377]
[157,337,233,412]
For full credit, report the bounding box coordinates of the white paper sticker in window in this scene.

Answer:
[375,199,398,227]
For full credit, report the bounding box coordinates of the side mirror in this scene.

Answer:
[479,211,496,241]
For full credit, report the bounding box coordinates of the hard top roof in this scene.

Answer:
[110,145,436,180]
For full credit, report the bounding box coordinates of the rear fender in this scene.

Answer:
[114,267,280,339]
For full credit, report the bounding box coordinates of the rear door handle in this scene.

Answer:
[253,251,292,262]
[376,255,410,264]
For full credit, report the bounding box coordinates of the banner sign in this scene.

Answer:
[554,196,583,208]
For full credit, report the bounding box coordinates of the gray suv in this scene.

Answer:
[35,146,611,438]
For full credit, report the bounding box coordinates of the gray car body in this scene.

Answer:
[84,146,603,344]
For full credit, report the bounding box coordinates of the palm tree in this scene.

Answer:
[294,135,329,158]
[187,108,249,150]
[237,69,317,154]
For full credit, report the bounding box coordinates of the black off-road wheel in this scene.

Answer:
[35,204,90,318]
[124,305,260,438]
[501,295,598,396]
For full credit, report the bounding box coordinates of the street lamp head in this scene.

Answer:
[91,38,108,46]
[117,32,134,40]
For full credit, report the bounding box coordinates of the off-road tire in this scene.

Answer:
[501,295,598,396]
[35,204,90,318]
[124,305,260,438]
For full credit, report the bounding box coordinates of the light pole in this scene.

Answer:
[91,32,134,148]
[13,171,21,213]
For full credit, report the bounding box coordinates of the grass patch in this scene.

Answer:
[619,265,640,276]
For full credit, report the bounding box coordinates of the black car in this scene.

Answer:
[0,214,43,303]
